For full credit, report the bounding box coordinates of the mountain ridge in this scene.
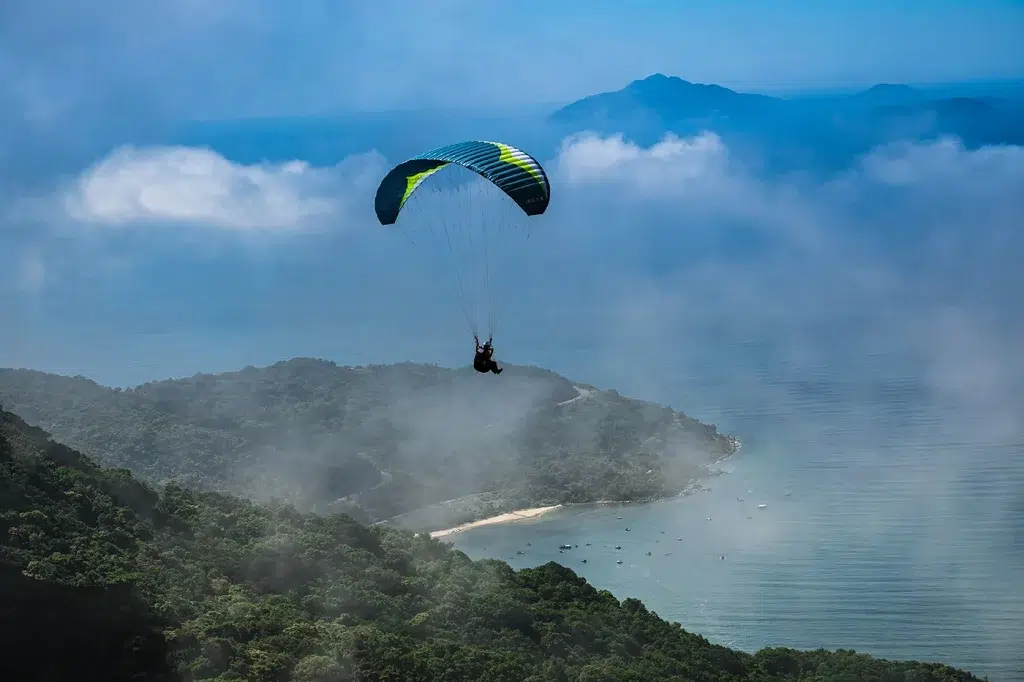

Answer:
[548,72,1024,153]
[0,404,983,680]
[550,73,782,127]
[551,72,1014,120]
[0,358,739,532]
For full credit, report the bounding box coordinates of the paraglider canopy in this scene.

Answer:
[372,140,551,342]
[374,140,550,226]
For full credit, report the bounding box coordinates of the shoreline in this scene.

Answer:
[429,505,563,538]
[428,438,743,540]
[427,480,715,540]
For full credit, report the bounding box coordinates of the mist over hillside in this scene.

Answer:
[0,404,982,681]
[0,359,738,530]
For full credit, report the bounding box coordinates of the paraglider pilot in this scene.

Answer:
[473,335,503,375]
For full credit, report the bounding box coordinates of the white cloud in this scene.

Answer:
[552,132,1024,257]
[548,131,1024,461]
[555,131,1024,208]
[857,136,1024,190]
[555,130,1023,332]
[62,145,384,232]
[546,134,1023,675]
[549,131,835,259]
[555,131,731,193]
[552,133,1024,503]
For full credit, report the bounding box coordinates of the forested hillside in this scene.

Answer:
[0,406,980,681]
[0,360,739,529]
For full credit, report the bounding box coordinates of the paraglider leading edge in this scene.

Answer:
[373,140,550,226]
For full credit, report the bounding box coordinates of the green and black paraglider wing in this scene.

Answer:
[372,140,551,340]
[374,140,550,226]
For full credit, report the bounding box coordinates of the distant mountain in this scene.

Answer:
[0,359,739,530]
[846,83,926,107]
[873,95,996,116]
[864,94,1022,146]
[549,73,1024,156]
[550,73,781,129]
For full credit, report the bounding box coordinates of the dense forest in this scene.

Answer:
[0,360,738,530]
[0,406,981,681]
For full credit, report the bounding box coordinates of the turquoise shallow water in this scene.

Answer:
[451,366,1024,681]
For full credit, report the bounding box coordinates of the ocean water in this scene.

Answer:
[451,362,1024,681]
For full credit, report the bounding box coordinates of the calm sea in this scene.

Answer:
[452,361,1024,681]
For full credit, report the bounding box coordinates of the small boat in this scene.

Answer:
[615,545,622,550]
[559,544,572,550]
[645,551,652,556]
[757,504,768,509]
[616,560,623,564]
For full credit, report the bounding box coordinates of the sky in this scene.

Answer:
[1,0,1023,127]
[1,0,1023,390]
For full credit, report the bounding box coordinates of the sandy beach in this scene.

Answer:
[430,505,563,539]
